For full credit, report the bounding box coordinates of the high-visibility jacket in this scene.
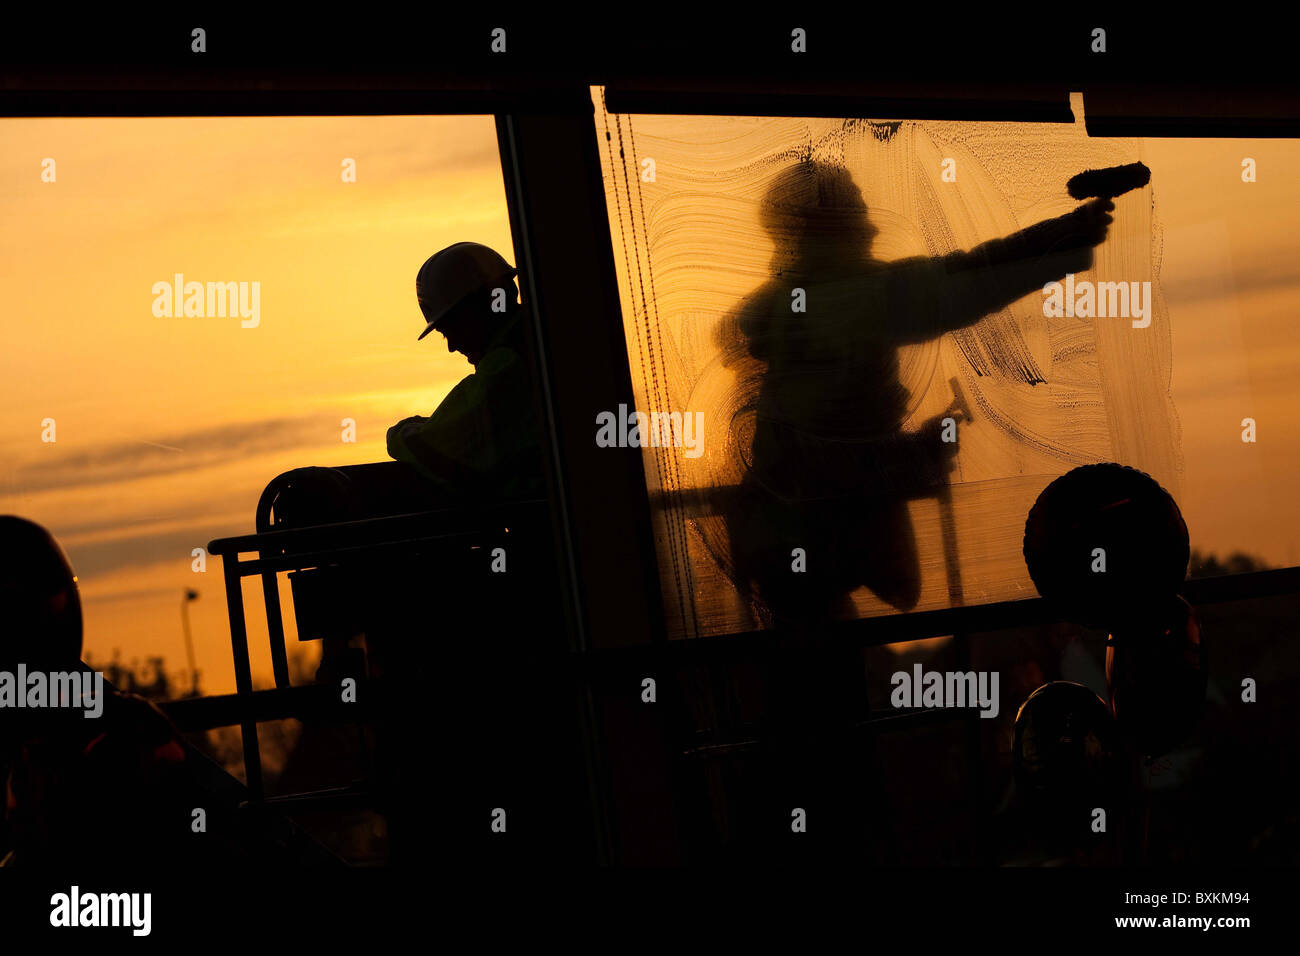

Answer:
[386,312,545,503]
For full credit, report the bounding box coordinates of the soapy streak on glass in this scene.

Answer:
[594,89,1179,640]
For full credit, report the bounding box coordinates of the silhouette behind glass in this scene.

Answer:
[716,160,1113,627]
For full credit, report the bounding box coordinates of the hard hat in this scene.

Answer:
[0,515,84,667]
[415,242,518,341]
[1023,463,1188,629]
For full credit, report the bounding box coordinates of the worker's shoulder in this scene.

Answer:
[735,277,788,309]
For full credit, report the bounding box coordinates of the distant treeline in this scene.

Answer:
[1188,548,1269,578]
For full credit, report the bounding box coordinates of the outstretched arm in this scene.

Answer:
[778,198,1114,350]
[889,197,1114,344]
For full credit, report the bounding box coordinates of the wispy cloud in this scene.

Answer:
[66,517,245,582]
[6,414,390,494]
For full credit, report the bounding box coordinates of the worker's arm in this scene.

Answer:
[797,198,1113,348]
[386,347,540,499]
[386,379,491,496]
[886,198,1114,344]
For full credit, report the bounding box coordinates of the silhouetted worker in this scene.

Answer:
[704,161,1116,862]
[0,516,333,866]
[0,516,194,865]
[374,244,556,862]
[386,242,545,504]
[718,160,1114,628]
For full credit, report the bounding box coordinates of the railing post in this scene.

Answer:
[222,552,264,800]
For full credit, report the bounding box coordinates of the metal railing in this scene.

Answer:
[186,487,1299,811]
[204,498,549,799]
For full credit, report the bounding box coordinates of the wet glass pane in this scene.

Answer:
[593,89,1300,638]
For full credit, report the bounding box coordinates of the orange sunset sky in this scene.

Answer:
[2,106,1297,694]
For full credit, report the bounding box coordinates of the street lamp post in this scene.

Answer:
[181,588,200,697]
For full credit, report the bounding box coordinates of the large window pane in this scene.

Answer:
[593,89,1299,638]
